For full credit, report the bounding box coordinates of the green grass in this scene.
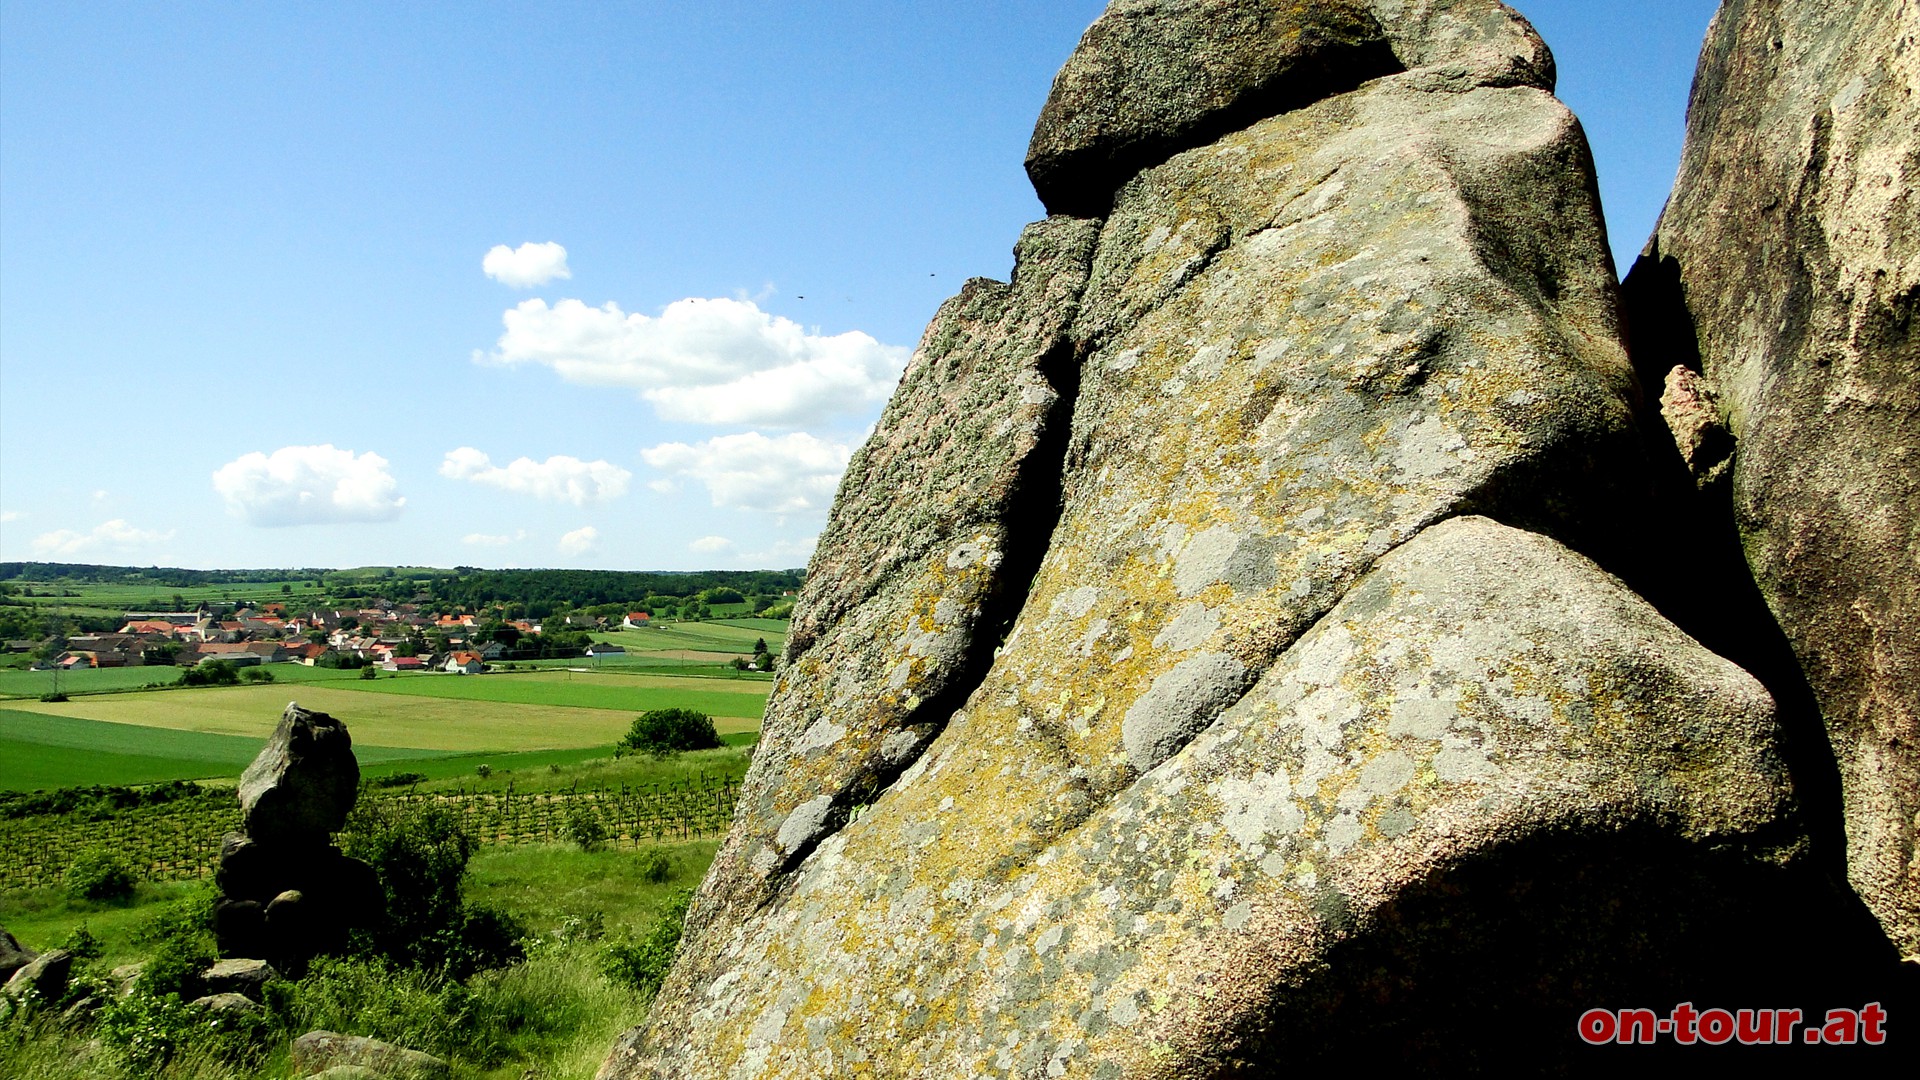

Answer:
[0,709,469,791]
[0,878,207,970]
[0,663,364,700]
[596,618,783,656]
[3,577,329,609]
[334,669,769,719]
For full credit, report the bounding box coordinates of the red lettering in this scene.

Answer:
[1578,1009,1617,1045]
[1671,1002,1699,1045]
[1698,1008,1735,1045]
[1821,1009,1859,1045]
[1861,1002,1887,1045]
[1776,1008,1802,1043]
[1618,1009,1658,1045]
[1735,1009,1772,1045]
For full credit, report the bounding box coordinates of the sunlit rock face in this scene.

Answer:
[601,2,1904,1076]
[1625,0,1920,958]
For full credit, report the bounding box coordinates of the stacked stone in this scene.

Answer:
[213,702,382,971]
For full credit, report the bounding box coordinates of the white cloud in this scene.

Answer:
[742,534,818,567]
[483,241,571,288]
[477,296,907,427]
[462,530,528,547]
[689,535,734,554]
[558,526,600,556]
[32,519,175,557]
[641,432,851,515]
[0,510,22,523]
[440,448,631,506]
[91,490,109,502]
[212,445,405,526]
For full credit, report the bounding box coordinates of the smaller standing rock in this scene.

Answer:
[291,1031,452,1080]
[239,702,360,845]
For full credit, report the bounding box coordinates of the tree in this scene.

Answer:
[620,708,721,756]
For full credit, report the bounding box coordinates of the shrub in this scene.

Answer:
[566,806,608,852]
[239,667,274,683]
[359,666,378,680]
[475,764,492,780]
[97,989,270,1075]
[619,708,720,757]
[133,885,219,1000]
[600,888,692,1001]
[340,801,524,977]
[38,692,68,703]
[369,772,426,789]
[66,849,138,903]
[634,848,674,885]
[60,923,103,960]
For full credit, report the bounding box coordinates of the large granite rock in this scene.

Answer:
[1623,0,1920,955]
[603,2,1910,1076]
[240,702,360,844]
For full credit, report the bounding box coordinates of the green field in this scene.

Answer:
[594,617,784,657]
[0,709,471,791]
[0,662,364,699]
[338,669,768,719]
[2,665,768,790]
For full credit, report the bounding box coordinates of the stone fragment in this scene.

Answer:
[291,1031,451,1080]
[0,924,34,984]
[239,702,359,845]
[192,992,263,1015]
[110,963,144,998]
[2,948,71,1003]
[200,957,277,1000]
[1624,0,1920,954]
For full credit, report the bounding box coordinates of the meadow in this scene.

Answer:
[0,663,364,699]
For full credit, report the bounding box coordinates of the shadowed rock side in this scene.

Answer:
[693,216,1101,927]
[1623,0,1919,955]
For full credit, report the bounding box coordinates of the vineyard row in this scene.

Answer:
[0,777,741,893]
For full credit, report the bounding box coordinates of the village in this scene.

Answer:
[15,602,732,677]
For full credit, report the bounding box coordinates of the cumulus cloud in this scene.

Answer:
[32,519,175,557]
[742,535,818,567]
[483,241,571,288]
[689,535,734,554]
[212,445,405,526]
[440,448,631,506]
[463,530,528,547]
[641,432,851,515]
[478,296,907,427]
[0,510,22,523]
[558,526,600,556]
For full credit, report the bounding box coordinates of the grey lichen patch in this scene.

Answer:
[774,795,836,856]
[1122,652,1253,773]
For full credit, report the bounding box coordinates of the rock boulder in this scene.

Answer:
[1623,0,1920,955]
[239,702,360,845]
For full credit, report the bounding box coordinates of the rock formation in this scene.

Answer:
[213,702,382,970]
[604,1,1915,1075]
[1622,0,1920,959]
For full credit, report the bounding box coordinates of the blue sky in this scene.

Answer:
[0,1,1720,572]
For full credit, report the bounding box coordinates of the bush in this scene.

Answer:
[132,884,219,999]
[239,667,274,683]
[66,849,138,903]
[359,666,378,680]
[272,955,480,1064]
[97,989,270,1075]
[38,691,68,703]
[340,801,524,977]
[634,848,674,885]
[619,708,720,757]
[566,807,608,852]
[600,888,692,1001]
